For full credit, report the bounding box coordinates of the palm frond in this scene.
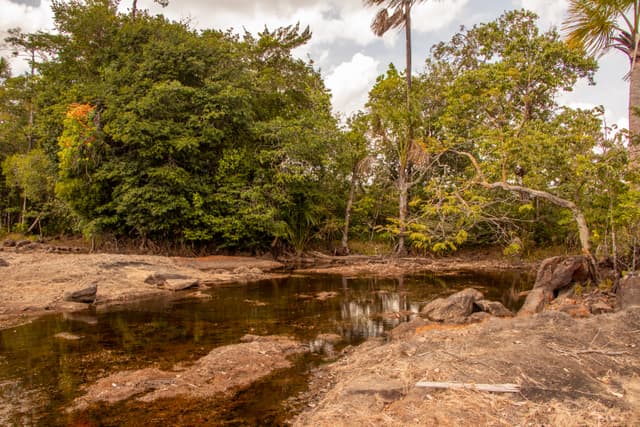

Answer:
[371,7,405,36]
[563,0,635,57]
[365,0,432,37]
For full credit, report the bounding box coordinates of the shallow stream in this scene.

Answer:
[0,271,532,426]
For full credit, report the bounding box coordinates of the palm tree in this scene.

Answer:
[563,0,640,165]
[364,0,429,255]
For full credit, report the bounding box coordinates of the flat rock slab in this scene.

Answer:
[174,256,283,272]
[72,335,307,410]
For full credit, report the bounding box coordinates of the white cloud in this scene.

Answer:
[0,0,54,75]
[325,53,380,116]
[521,0,569,28]
[142,0,378,47]
[412,0,471,33]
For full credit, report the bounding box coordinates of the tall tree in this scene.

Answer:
[563,0,640,165]
[364,0,430,254]
[428,10,600,275]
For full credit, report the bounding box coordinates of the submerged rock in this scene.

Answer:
[54,332,82,341]
[72,335,307,410]
[0,258,8,267]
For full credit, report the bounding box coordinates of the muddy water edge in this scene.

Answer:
[0,271,532,426]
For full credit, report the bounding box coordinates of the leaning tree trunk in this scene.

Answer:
[629,55,640,167]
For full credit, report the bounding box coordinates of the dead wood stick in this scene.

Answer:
[415,381,520,393]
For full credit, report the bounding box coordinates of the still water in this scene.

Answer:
[0,271,532,426]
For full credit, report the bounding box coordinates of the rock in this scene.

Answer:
[474,299,513,317]
[72,335,307,410]
[618,273,640,309]
[2,239,16,247]
[589,301,614,315]
[233,266,251,274]
[63,283,97,303]
[163,278,199,291]
[144,272,189,286]
[420,288,484,322]
[249,267,263,274]
[0,258,8,267]
[519,256,590,316]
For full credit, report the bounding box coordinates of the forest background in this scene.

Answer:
[0,0,638,273]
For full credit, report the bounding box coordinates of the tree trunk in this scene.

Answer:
[132,0,138,18]
[404,1,412,102]
[396,0,412,257]
[629,54,640,167]
[20,193,27,228]
[341,164,359,255]
[397,166,408,256]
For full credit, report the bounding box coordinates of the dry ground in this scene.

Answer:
[292,308,640,426]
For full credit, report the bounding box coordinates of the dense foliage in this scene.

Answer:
[0,2,637,267]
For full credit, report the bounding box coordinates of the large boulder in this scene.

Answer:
[421,288,484,322]
[519,256,589,316]
[618,273,640,309]
[63,283,97,304]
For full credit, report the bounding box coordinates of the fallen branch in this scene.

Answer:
[415,381,520,393]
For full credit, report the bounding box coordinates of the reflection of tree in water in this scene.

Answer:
[335,277,420,341]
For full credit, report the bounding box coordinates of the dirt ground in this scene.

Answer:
[292,308,640,426]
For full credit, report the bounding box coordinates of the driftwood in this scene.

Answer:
[415,381,521,393]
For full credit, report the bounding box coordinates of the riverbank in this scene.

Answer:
[0,248,284,330]
[0,243,536,331]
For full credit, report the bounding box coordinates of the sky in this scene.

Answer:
[0,0,630,129]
